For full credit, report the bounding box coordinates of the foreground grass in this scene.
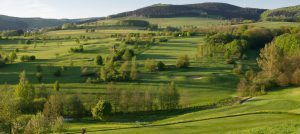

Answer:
[66,87,300,133]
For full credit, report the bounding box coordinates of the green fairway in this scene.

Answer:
[1,16,299,134]
[66,87,300,134]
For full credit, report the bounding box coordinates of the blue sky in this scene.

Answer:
[0,0,300,19]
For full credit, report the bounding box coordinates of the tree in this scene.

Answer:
[24,113,65,134]
[130,57,138,80]
[176,55,190,68]
[276,73,289,87]
[15,71,35,105]
[122,49,134,61]
[257,42,282,79]
[53,81,60,92]
[92,100,112,121]
[157,61,165,71]
[0,89,19,133]
[63,95,85,118]
[119,61,130,81]
[95,55,103,66]
[144,59,156,72]
[9,52,17,63]
[168,81,180,109]
[43,94,63,122]
[24,113,50,134]
[36,72,43,83]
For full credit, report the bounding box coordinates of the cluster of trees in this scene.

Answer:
[196,25,292,62]
[1,30,24,37]
[144,59,165,72]
[69,45,84,53]
[117,20,150,27]
[238,33,300,96]
[94,82,180,117]
[62,23,77,30]
[99,56,138,82]
[0,51,18,66]
[0,71,65,133]
[261,5,300,22]
[20,55,36,62]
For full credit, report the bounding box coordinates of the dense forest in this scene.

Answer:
[109,3,266,20]
[261,5,300,22]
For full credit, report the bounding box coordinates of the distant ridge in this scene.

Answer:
[109,2,266,20]
[0,15,97,30]
[261,5,300,22]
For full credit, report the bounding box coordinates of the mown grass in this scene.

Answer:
[1,19,298,134]
[66,87,300,133]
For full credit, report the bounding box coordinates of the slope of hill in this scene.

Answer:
[261,5,300,22]
[0,15,91,30]
[109,2,266,20]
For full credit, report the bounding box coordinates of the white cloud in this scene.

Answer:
[0,0,57,18]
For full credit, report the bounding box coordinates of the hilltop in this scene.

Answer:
[261,5,300,22]
[0,15,95,30]
[109,2,266,20]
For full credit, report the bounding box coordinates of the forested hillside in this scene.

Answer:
[261,5,300,22]
[109,3,266,20]
[0,15,88,30]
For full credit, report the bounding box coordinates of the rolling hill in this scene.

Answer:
[0,15,94,30]
[261,5,300,22]
[109,2,266,20]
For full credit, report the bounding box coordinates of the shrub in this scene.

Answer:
[95,55,103,65]
[176,55,190,68]
[69,45,84,53]
[144,59,157,72]
[157,61,165,71]
[20,55,36,62]
[92,100,112,121]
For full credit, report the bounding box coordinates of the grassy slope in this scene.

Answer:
[0,19,299,134]
[67,87,300,134]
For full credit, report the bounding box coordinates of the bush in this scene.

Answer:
[69,45,84,53]
[157,61,165,71]
[92,100,112,121]
[20,55,36,62]
[95,55,103,65]
[144,59,156,72]
[176,55,190,68]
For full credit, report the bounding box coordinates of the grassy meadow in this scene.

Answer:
[0,17,299,133]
